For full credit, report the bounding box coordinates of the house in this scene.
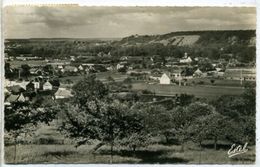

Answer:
[85,67,90,74]
[224,68,256,81]
[25,79,40,91]
[5,93,26,104]
[193,69,203,78]
[30,67,43,75]
[54,88,73,99]
[106,65,115,71]
[180,53,192,63]
[217,70,225,77]
[128,66,134,70]
[180,56,192,63]
[117,63,125,70]
[57,65,64,70]
[160,73,171,84]
[78,65,84,71]
[64,66,78,73]
[70,56,75,61]
[33,82,40,90]
[43,81,53,90]
[120,56,128,61]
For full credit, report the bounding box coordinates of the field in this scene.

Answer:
[5,142,255,164]
[186,78,254,87]
[9,60,48,68]
[59,71,127,84]
[132,83,245,99]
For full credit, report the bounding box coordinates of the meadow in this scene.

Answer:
[9,60,48,68]
[4,123,255,164]
[5,140,255,164]
[132,83,245,99]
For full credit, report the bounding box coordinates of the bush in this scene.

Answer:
[142,89,153,94]
[35,137,64,145]
[198,81,204,85]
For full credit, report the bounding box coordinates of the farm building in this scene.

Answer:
[160,73,171,84]
[224,68,256,81]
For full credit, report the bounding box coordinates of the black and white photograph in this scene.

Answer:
[2,5,256,164]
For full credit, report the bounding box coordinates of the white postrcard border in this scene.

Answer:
[1,0,257,7]
[0,0,258,167]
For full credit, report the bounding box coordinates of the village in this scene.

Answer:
[4,49,256,105]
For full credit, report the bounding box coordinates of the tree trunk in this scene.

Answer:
[165,135,169,144]
[199,141,202,164]
[13,138,17,164]
[214,137,217,150]
[181,141,184,152]
[110,142,114,164]
[132,146,137,157]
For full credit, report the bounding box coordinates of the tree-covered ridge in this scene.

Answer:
[118,30,255,46]
[5,30,256,63]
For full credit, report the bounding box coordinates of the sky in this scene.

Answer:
[4,6,256,39]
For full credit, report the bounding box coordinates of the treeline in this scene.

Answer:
[5,30,256,63]
[6,42,256,63]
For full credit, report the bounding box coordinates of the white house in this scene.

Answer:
[160,73,171,84]
[57,65,64,70]
[43,81,53,90]
[116,63,125,70]
[106,65,114,71]
[73,67,78,72]
[180,56,192,63]
[78,65,84,71]
[33,81,40,89]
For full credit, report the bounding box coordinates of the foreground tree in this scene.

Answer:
[172,102,215,151]
[58,76,145,163]
[4,99,58,163]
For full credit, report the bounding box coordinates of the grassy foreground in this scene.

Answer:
[5,142,255,164]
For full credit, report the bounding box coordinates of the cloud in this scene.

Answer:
[3,6,256,38]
